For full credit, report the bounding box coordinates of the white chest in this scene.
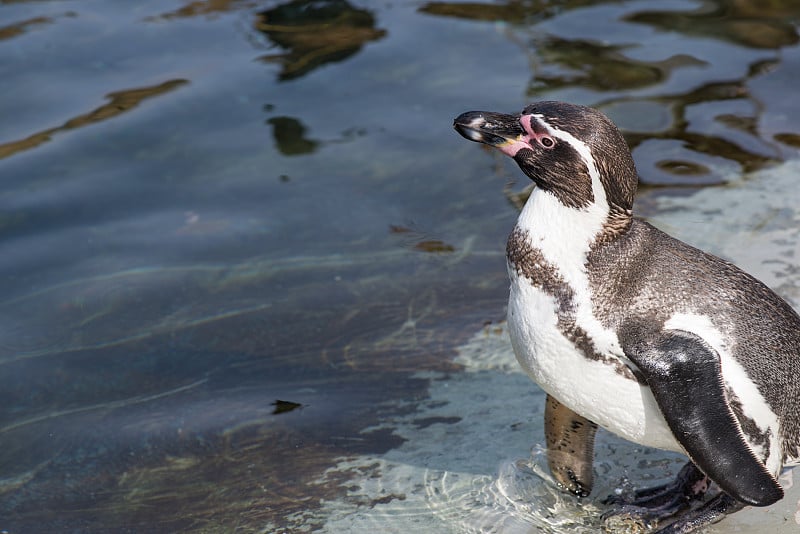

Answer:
[507,184,681,452]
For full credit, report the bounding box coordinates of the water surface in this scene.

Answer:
[2,0,800,532]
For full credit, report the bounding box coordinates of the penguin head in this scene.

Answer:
[454,101,637,229]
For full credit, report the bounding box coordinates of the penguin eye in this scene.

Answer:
[539,136,555,148]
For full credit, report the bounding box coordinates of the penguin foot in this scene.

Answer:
[601,492,742,534]
[601,462,716,533]
[604,462,709,511]
[647,493,743,534]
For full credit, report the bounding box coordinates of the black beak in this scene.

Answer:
[453,111,524,147]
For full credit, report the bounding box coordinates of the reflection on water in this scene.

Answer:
[267,116,319,155]
[1,0,800,532]
[423,0,800,185]
[256,0,387,81]
[530,38,707,91]
[0,14,59,41]
[626,3,800,49]
[0,79,189,159]
[149,0,247,20]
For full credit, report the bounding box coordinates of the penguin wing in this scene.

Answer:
[620,327,783,507]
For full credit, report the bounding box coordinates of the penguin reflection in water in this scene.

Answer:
[454,101,800,533]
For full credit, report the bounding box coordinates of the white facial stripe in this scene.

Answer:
[530,113,605,203]
[514,114,619,358]
[516,113,610,255]
[665,312,783,475]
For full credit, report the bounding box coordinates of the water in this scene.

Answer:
[2,0,800,532]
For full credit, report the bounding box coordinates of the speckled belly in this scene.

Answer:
[506,273,681,453]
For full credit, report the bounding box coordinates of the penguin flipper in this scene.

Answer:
[544,394,598,496]
[621,328,783,507]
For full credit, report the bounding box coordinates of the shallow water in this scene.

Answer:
[2,0,800,532]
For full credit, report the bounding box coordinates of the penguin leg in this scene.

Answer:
[544,394,598,497]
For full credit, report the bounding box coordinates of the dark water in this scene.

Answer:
[1,0,800,531]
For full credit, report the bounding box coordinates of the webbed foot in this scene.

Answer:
[601,462,739,533]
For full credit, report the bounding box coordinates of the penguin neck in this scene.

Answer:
[514,185,611,278]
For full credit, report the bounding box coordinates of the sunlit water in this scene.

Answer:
[2,0,800,532]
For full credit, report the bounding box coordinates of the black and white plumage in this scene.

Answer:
[454,101,800,533]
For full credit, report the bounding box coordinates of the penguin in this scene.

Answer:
[453,101,800,533]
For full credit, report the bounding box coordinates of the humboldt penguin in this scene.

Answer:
[454,101,800,533]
